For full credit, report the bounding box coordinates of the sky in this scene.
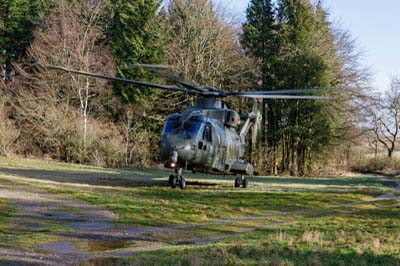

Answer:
[215,0,400,91]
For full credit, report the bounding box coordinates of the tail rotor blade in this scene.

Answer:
[251,99,262,146]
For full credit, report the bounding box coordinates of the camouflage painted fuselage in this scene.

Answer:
[160,98,254,175]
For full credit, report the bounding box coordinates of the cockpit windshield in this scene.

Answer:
[180,121,202,139]
[162,118,181,135]
[162,116,203,139]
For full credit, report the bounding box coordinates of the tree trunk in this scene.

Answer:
[272,145,278,175]
[262,99,266,145]
[297,146,306,176]
[388,149,393,158]
[290,141,298,176]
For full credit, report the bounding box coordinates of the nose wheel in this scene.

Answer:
[168,168,186,189]
[235,175,248,188]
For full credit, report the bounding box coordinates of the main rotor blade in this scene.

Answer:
[129,64,210,93]
[227,88,327,96]
[170,77,205,91]
[48,65,190,93]
[237,94,333,100]
[129,64,173,70]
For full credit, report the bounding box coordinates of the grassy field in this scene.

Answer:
[0,157,399,265]
[0,198,14,234]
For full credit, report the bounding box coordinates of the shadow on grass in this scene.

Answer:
[0,166,388,192]
[0,167,221,188]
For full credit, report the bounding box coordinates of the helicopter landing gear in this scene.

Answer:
[168,175,176,187]
[235,175,248,188]
[168,168,186,189]
[180,177,186,189]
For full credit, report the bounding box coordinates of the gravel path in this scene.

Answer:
[0,181,297,266]
[0,183,121,265]
[371,179,400,200]
[0,183,168,266]
[0,181,230,265]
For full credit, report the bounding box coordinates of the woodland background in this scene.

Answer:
[0,0,399,176]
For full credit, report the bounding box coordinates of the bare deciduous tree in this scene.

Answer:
[162,0,255,88]
[120,106,153,167]
[0,96,19,156]
[10,0,134,164]
[17,0,114,156]
[369,76,400,158]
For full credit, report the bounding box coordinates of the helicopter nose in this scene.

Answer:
[176,143,196,162]
[170,150,178,163]
[160,136,195,167]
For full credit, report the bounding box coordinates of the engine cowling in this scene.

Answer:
[225,110,240,129]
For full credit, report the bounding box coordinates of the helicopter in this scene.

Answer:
[49,65,331,189]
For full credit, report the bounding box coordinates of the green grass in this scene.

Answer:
[122,198,400,266]
[0,157,392,226]
[0,198,17,248]
[0,157,399,264]
[0,198,14,233]
[0,172,375,226]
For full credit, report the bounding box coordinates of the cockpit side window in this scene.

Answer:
[225,112,231,123]
[203,124,212,142]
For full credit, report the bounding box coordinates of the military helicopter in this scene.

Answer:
[49,65,331,189]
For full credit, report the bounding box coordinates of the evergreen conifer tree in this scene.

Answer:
[108,0,162,101]
[243,0,340,175]
[0,0,48,82]
[278,0,335,175]
[242,0,281,172]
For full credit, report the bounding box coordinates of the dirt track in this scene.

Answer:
[0,168,399,266]
[0,182,176,266]
[0,181,288,266]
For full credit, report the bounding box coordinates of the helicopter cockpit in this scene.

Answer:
[162,114,182,135]
[161,114,208,139]
[181,122,202,139]
[160,114,216,166]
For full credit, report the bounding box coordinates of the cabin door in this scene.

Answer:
[201,123,214,166]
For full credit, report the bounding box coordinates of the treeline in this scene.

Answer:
[0,0,381,175]
[242,0,367,175]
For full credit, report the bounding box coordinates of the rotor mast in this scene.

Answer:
[195,96,226,109]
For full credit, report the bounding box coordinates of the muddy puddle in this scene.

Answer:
[73,257,120,266]
[36,239,129,254]
[75,239,128,252]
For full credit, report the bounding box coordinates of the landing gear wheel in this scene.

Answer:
[171,176,178,189]
[242,178,248,188]
[168,175,175,186]
[234,177,241,188]
[180,177,186,189]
